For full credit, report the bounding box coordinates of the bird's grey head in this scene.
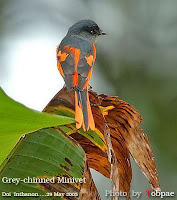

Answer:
[67,19,106,43]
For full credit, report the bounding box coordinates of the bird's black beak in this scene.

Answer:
[99,30,107,35]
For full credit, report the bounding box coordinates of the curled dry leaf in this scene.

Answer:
[43,87,160,199]
[99,94,160,191]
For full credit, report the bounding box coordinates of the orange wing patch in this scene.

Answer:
[57,51,69,62]
[85,44,96,67]
[60,52,68,62]
[92,43,96,62]
[85,55,94,66]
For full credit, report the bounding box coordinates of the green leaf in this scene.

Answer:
[44,105,107,152]
[0,88,74,164]
[0,128,86,199]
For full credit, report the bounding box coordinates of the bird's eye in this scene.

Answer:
[84,26,97,35]
[90,30,94,34]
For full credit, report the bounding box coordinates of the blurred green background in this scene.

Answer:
[0,0,176,199]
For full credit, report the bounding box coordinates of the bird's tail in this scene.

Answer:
[75,89,95,131]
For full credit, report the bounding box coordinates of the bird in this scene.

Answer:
[56,19,106,131]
